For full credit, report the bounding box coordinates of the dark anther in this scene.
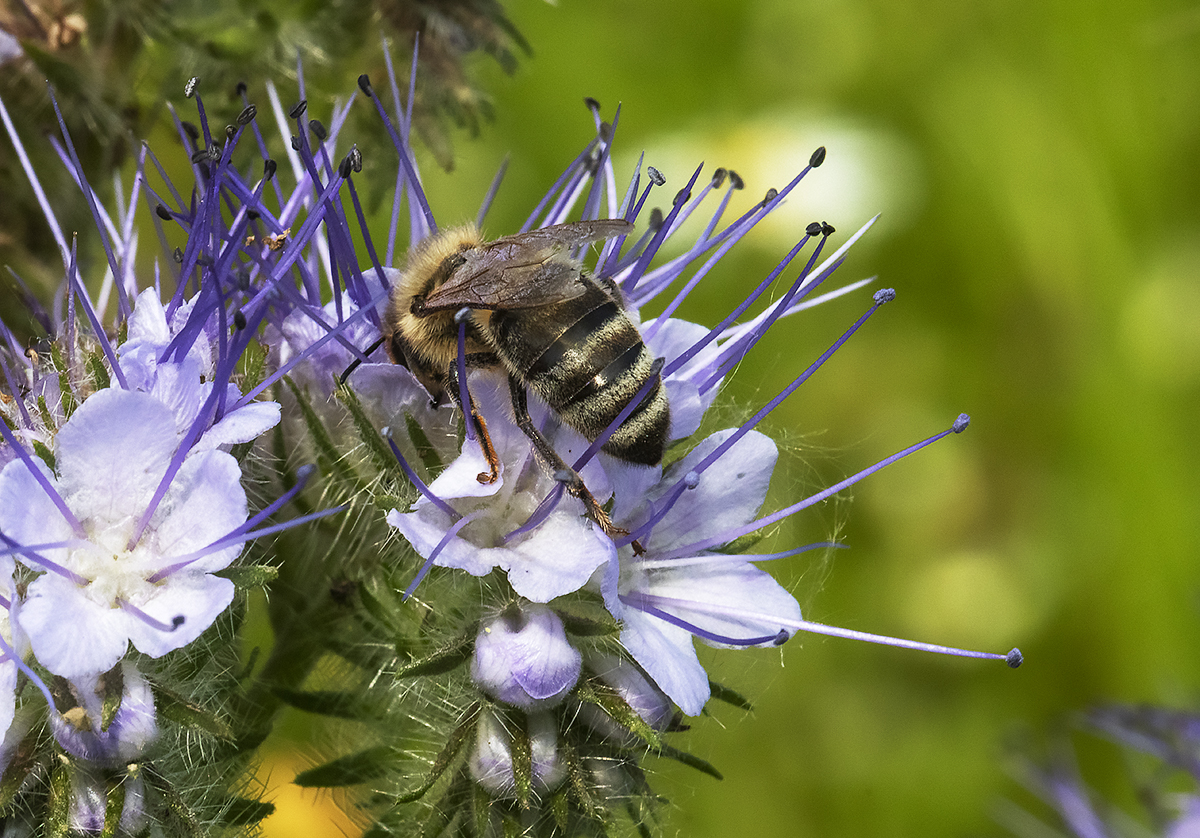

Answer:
[772,629,791,646]
[648,207,664,230]
[191,148,213,165]
[196,253,213,267]
[155,205,173,221]
[224,125,236,140]
[821,221,835,236]
[1006,648,1023,668]
[711,168,727,188]
[289,136,301,152]
[338,156,353,179]
[805,222,823,237]
[357,74,373,96]
[172,247,184,263]
[247,210,260,221]
[309,119,327,142]
[233,310,247,330]
[598,121,613,143]
[184,77,199,98]
[237,104,257,125]
[584,96,601,113]
[181,122,200,143]
[348,146,362,172]
[952,413,971,433]
[235,269,251,291]
[235,81,247,96]
[809,146,827,167]
[728,170,744,189]
[170,615,185,629]
[673,188,691,206]
[288,100,307,120]
[761,187,778,206]
[872,288,897,305]
[647,166,666,186]
[263,159,277,181]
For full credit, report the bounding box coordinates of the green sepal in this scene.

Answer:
[556,605,620,638]
[404,411,445,475]
[144,766,202,838]
[549,785,570,831]
[86,351,110,390]
[474,781,494,836]
[32,439,56,473]
[47,760,72,838]
[655,743,723,780]
[218,796,276,826]
[712,529,767,555]
[510,718,533,809]
[293,746,397,787]
[396,703,481,803]
[0,725,40,808]
[502,813,523,838]
[36,395,56,431]
[216,563,280,590]
[336,380,402,476]
[154,683,235,741]
[271,687,376,720]
[357,579,405,634]
[395,629,476,678]
[48,342,75,419]
[239,339,267,394]
[284,375,362,490]
[422,769,471,837]
[101,775,125,838]
[707,679,754,712]
[99,662,125,731]
[560,742,603,820]
[575,679,661,749]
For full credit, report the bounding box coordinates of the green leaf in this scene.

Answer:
[217,563,280,590]
[271,687,373,720]
[395,630,475,678]
[219,796,276,826]
[337,381,402,475]
[293,746,397,787]
[396,703,481,803]
[575,679,661,749]
[404,412,445,474]
[655,743,723,780]
[86,351,110,390]
[154,684,235,741]
[707,679,754,712]
[32,440,56,473]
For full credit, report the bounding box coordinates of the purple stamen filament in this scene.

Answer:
[0,630,57,711]
[386,434,459,519]
[117,598,185,633]
[455,310,474,441]
[0,423,85,538]
[403,511,482,600]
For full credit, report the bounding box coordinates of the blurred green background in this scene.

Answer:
[432,1,1200,835]
[7,0,1200,835]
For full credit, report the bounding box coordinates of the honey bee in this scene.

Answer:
[383,219,669,539]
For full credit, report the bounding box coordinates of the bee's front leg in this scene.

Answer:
[446,353,502,484]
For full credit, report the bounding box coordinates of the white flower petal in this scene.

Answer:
[147,449,246,573]
[197,398,281,450]
[125,573,235,658]
[55,389,176,525]
[18,575,131,678]
[0,456,72,573]
[619,608,710,716]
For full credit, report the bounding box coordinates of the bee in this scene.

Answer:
[383,219,669,539]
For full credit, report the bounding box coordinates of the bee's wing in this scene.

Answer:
[421,219,634,312]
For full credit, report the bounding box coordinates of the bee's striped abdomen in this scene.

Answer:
[489,281,670,466]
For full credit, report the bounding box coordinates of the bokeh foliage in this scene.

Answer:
[5,0,1200,836]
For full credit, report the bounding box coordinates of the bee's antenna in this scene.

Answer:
[338,335,386,385]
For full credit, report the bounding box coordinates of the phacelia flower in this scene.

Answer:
[0,388,250,679]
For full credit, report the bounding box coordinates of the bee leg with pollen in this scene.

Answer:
[446,353,502,485]
[506,375,630,543]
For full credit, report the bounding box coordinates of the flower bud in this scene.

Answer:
[50,662,158,766]
[471,602,581,709]
[579,653,674,744]
[468,710,565,797]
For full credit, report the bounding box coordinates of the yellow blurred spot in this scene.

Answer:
[1121,245,1200,388]
[258,750,361,838]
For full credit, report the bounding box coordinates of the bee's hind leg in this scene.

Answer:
[507,375,629,543]
[447,353,502,484]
